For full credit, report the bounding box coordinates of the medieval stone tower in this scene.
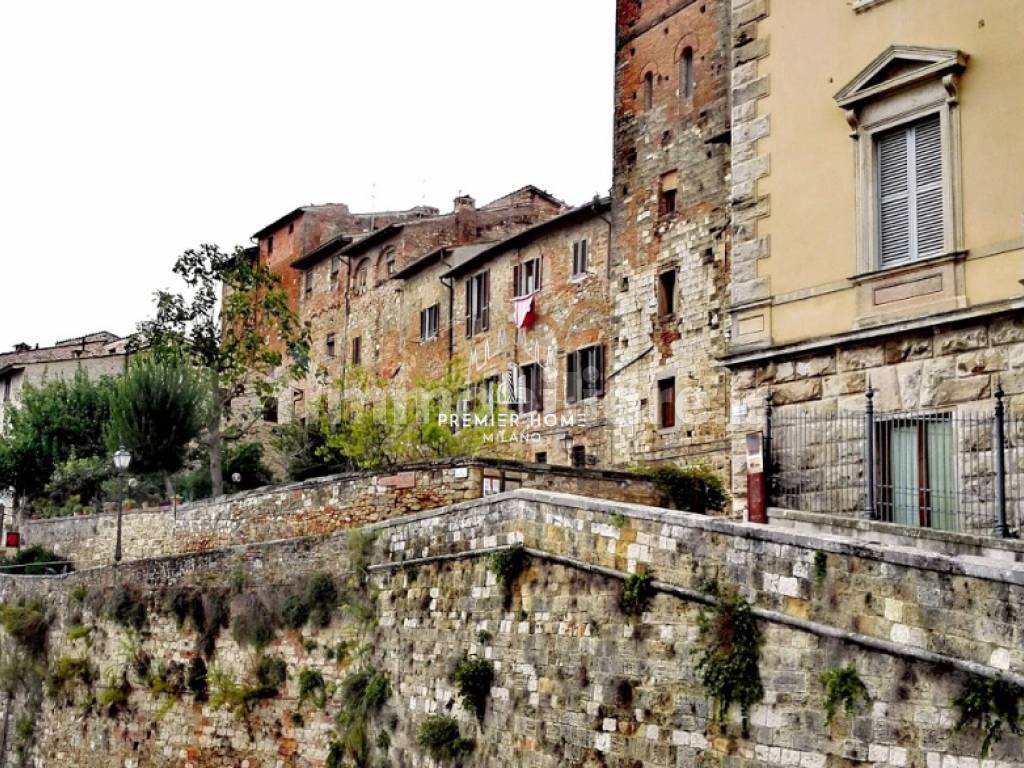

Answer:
[608,0,732,470]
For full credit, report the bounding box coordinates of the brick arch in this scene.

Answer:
[673,33,700,64]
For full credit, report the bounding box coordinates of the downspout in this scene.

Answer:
[439,250,455,367]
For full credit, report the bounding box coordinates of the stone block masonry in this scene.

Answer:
[20,459,661,568]
[4,489,1024,766]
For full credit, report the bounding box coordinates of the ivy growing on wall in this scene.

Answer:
[453,655,495,723]
[694,587,764,737]
[488,545,528,608]
[820,664,870,726]
[955,675,1024,758]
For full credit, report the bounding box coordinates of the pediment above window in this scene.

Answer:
[835,46,967,109]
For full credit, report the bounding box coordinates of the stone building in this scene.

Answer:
[725,0,1024,531]
[0,331,132,509]
[607,0,732,470]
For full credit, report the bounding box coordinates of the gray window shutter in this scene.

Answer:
[878,127,911,266]
[465,279,472,337]
[878,113,944,267]
[914,114,944,258]
[566,352,578,404]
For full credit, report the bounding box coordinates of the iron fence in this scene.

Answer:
[766,385,1022,537]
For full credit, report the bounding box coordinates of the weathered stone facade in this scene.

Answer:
[5,490,1024,766]
[608,0,732,471]
[21,460,661,567]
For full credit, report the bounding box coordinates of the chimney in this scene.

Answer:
[453,194,476,213]
[13,343,30,353]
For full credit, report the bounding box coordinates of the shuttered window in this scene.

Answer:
[566,345,605,403]
[877,113,944,267]
[465,271,490,337]
[572,239,589,277]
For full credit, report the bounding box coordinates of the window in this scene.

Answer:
[658,269,676,317]
[420,304,440,341]
[659,171,678,217]
[571,446,587,468]
[326,334,336,357]
[354,260,369,294]
[479,375,500,409]
[465,271,490,337]
[680,47,695,100]
[2,377,10,402]
[351,336,362,366]
[288,221,294,235]
[835,46,965,276]
[875,416,955,530]
[572,239,589,278]
[658,377,676,428]
[267,236,274,255]
[262,397,279,423]
[518,363,543,414]
[330,255,341,288]
[643,72,654,111]
[385,248,396,277]
[877,113,944,267]
[513,257,542,298]
[534,452,548,464]
[566,345,605,403]
[304,269,314,297]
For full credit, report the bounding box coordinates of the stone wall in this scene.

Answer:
[728,313,1024,517]
[4,489,1024,766]
[19,460,661,568]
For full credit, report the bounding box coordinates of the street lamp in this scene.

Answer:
[113,446,132,564]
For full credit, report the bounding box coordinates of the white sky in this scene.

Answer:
[0,0,615,352]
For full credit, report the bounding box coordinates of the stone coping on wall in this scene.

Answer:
[19,457,652,527]
[770,506,1024,562]
[15,488,1024,590]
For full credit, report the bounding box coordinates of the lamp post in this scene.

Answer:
[113,446,132,564]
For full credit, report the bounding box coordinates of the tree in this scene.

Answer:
[0,372,115,504]
[106,356,205,499]
[320,359,508,471]
[137,244,309,497]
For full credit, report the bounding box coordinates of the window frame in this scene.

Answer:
[513,257,542,298]
[657,377,676,429]
[304,268,314,297]
[566,344,605,404]
[326,333,336,358]
[351,336,362,366]
[571,239,589,279]
[465,270,490,337]
[517,362,544,415]
[837,48,965,275]
[420,303,440,341]
[657,269,677,318]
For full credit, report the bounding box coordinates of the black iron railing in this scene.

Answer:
[766,385,1021,538]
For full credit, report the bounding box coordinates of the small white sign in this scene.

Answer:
[731,403,749,422]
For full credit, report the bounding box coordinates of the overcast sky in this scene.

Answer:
[0,0,615,352]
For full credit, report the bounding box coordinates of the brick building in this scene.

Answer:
[607,0,732,470]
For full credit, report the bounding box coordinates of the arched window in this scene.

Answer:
[643,72,654,111]
[354,259,369,294]
[681,47,695,100]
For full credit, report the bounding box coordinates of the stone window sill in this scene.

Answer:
[848,250,967,285]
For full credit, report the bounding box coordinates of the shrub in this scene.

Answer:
[417,714,474,763]
[305,572,339,628]
[105,585,147,630]
[955,676,1024,758]
[230,592,277,649]
[48,656,95,704]
[488,546,528,608]
[167,587,229,657]
[821,664,870,726]
[634,464,729,513]
[146,662,187,698]
[334,669,393,767]
[69,584,89,604]
[208,666,280,720]
[14,715,33,742]
[298,668,327,709]
[453,656,494,723]
[97,672,132,718]
[255,655,288,689]
[621,573,654,616]
[187,657,208,702]
[694,587,764,737]
[0,545,72,575]
[282,594,311,630]
[66,624,92,643]
[0,601,50,656]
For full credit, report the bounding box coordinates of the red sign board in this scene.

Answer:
[5,531,20,548]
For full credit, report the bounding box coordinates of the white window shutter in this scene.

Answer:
[914,114,944,258]
[878,127,911,266]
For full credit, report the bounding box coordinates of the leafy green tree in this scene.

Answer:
[0,372,115,504]
[106,357,205,499]
[136,244,310,497]
[321,360,508,471]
